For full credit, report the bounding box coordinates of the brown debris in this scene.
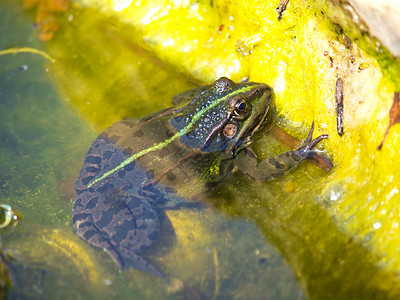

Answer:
[335,78,344,136]
[377,92,400,150]
[24,0,69,41]
[277,0,289,20]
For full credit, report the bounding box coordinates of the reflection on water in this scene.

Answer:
[0,1,306,299]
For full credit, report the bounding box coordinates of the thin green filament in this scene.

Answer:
[87,84,258,188]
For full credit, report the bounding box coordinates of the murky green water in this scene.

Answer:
[0,1,307,299]
[0,1,398,299]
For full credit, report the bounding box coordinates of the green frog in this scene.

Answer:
[73,77,328,282]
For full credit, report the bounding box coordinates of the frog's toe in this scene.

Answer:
[295,122,329,159]
[120,250,168,284]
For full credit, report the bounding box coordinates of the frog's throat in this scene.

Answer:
[87,84,261,188]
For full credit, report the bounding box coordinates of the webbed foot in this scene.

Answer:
[295,122,328,159]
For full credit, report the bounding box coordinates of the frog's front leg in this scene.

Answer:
[234,123,328,181]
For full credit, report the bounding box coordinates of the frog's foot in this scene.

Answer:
[295,122,328,159]
[73,212,168,283]
[73,193,168,283]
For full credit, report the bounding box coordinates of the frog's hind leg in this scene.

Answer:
[74,217,167,283]
[72,203,127,270]
[73,192,168,283]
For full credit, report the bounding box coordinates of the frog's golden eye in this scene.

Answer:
[234,99,249,116]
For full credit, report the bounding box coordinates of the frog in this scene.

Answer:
[72,77,328,283]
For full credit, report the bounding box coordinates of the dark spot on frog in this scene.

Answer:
[82,175,95,186]
[133,130,144,138]
[103,150,113,160]
[86,196,99,209]
[84,155,101,165]
[72,212,90,224]
[118,169,126,178]
[85,166,99,173]
[97,182,115,194]
[166,171,176,181]
[122,147,133,156]
[113,221,133,243]
[125,161,135,171]
[159,147,170,158]
[75,188,86,195]
[259,257,266,263]
[268,158,285,169]
[96,212,114,229]
[166,130,175,138]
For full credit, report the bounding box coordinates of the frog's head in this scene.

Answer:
[171,77,271,156]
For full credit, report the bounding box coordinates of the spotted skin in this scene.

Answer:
[73,116,223,282]
[72,78,328,282]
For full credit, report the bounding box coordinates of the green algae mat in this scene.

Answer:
[1,0,400,299]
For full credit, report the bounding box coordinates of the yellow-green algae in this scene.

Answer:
[37,0,400,298]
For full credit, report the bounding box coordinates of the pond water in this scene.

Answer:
[0,1,396,299]
[0,1,308,299]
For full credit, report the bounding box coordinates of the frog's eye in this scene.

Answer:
[234,99,249,116]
